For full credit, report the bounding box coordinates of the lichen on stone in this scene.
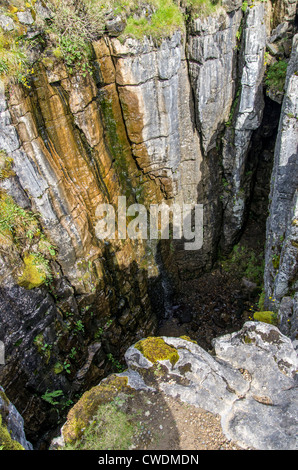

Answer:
[180,335,198,344]
[134,337,179,366]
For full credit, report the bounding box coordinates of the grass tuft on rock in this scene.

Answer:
[64,400,136,450]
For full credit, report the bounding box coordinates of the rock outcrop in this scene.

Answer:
[109,31,202,202]
[188,7,242,154]
[55,322,298,450]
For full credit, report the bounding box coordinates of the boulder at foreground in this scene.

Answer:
[58,322,297,450]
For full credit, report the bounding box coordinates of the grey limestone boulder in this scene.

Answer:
[124,321,298,449]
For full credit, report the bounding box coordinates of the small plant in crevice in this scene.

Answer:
[73,319,85,334]
[220,243,265,287]
[69,347,77,360]
[257,289,265,310]
[63,360,71,374]
[34,333,53,363]
[41,389,64,406]
[58,34,93,76]
[241,1,248,12]
[107,352,125,372]
[271,252,280,270]
[225,87,241,127]
[265,60,288,94]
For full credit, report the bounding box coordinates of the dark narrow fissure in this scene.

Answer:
[156,92,282,351]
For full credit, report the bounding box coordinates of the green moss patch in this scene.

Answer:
[265,60,288,94]
[180,335,197,344]
[0,414,24,450]
[64,401,136,450]
[18,253,48,289]
[62,375,132,444]
[135,337,179,366]
[253,311,278,326]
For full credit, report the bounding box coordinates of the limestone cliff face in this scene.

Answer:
[188,7,242,154]
[0,39,165,442]
[221,3,267,249]
[0,0,297,446]
[109,31,202,202]
[264,34,298,343]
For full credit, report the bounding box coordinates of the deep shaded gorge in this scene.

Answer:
[0,0,297,450]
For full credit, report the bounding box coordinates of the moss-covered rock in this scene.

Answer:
[180,335,198,344]
[62,375,132,444]
[0,414,24,450]
[253,311,278,326]
[53,361,64,374]
[0,386,32,449]
[18,253,48,289]
[134,337,179,366]
[0,150,14,180]
[0,390,10,407]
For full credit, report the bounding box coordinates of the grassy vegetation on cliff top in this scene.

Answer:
[0,0,221,84]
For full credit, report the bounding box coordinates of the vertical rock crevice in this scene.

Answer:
[221,3,267,251]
